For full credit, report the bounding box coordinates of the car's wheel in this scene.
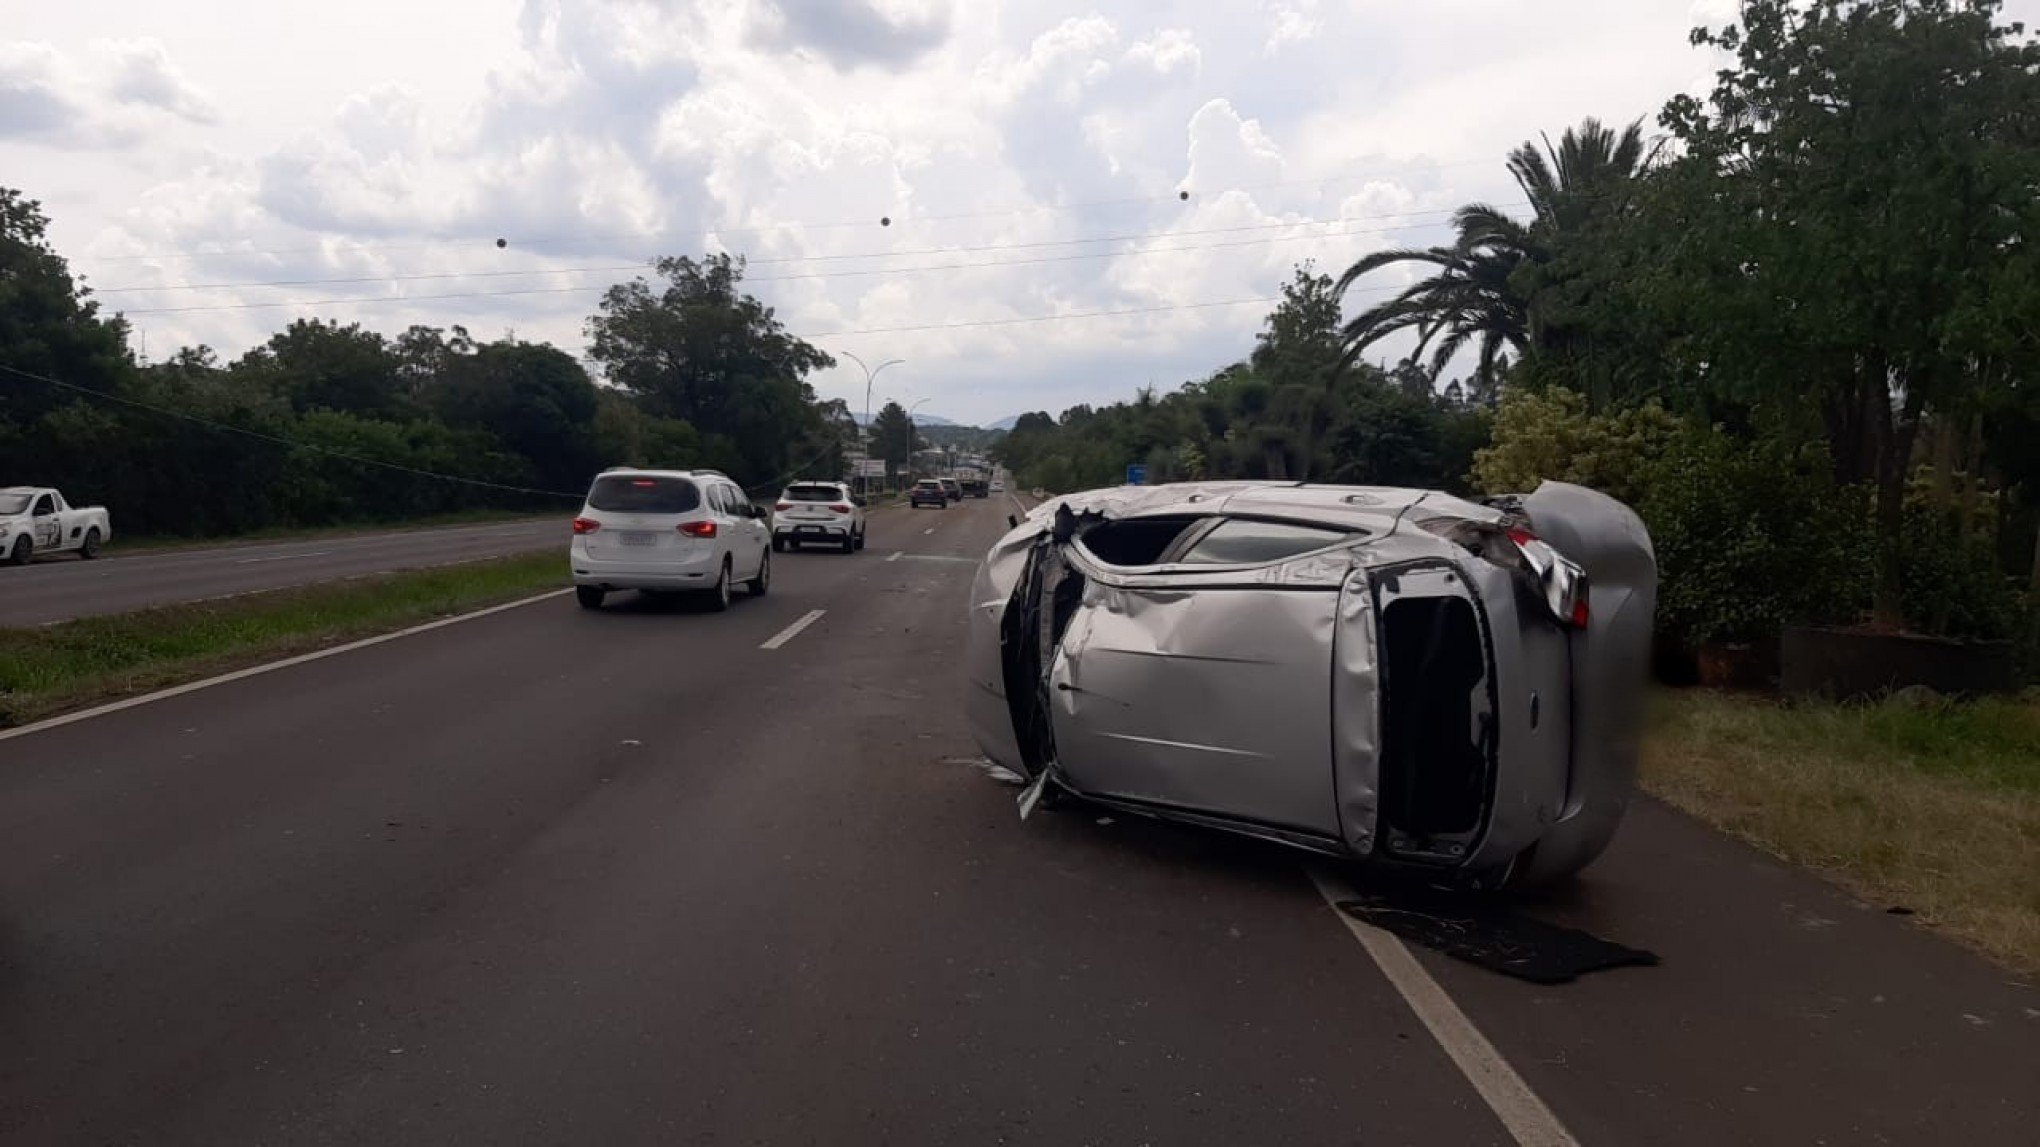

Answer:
[6,537,31,566]
[704,559,732,612]
[746,548,771,596]
[840,532,855,554]
[772,536,786,553]
[79,528,102,559]
[853,527,866,551]
[576,586,606,610]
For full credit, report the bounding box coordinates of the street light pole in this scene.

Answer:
[841,351,902,498]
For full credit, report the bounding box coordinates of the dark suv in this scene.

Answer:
[961,478,989,498]
[910,479,948,508]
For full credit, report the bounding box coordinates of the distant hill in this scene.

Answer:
[985,414,1022,431]
[852,411,961,428]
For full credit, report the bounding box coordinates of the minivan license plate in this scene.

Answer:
[619,531,658,546]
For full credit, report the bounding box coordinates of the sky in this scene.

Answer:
[9,0,2014,426]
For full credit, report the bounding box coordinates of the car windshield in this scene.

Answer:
[586,475,701,514]
[784,485,843,502]
[916,481,941,489]
[0,493,30,515]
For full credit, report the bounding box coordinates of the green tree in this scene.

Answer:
[1651,0,2040,624]
[0,187,132,427]
[1334,118,1656,388]
[586,253,834,486]
[234,319,411,421]
[870,401,916,479]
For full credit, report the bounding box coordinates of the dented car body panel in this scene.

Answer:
[964,479,1657,885]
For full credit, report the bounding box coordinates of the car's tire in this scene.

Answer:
[79,528,102,559]
[772,536,786,553]
[746,548,771,596]
[853,527,866,551]
[6,537,31,566]
[575,586,605,610]
[704,559,732,612]
[840,532,855,554]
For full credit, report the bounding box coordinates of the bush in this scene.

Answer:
[1471,388,1680,506]
[1897,503,2026,641]
[1637,430,1873,647]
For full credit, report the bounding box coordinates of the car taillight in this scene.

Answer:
[572,518,600,535]
[775,502,791,511]
[679,521,717,538]
[829,504,852,514]
[1418,517,1589,629]
[1506,527,1590,628]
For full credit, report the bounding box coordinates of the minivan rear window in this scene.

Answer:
[785,485,843,503]
[587,475,701,513]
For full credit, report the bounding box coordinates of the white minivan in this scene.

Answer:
[570,469,771,611]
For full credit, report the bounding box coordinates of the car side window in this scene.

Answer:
[32,495,55,516]
[1173,519,1355,566]
[726,488,752,516]
[709,486,733,515]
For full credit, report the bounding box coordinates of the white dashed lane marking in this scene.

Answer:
[759,609,827,651]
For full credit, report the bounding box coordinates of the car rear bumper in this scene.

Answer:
[570,550,721,590]
[775,522,852,540]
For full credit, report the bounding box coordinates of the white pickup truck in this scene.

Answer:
[1,487,112,565]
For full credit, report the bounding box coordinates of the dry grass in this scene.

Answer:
[1642,688,2040,977]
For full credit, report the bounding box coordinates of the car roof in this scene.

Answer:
[593,468,727,482]
[1,486,38,496]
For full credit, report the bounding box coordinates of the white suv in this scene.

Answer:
[570,469,771,611]
[773,481,866,553]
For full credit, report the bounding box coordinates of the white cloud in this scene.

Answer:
[0,38,217,147]
[1123,28,1201,77]
[11,0,2039,424]
[1264,1,1319,56]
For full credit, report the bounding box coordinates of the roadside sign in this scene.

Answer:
[854,459,887,477]
[1126,464,1147,486]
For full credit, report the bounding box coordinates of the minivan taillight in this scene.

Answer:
[572,518,600,535]
[679,521,718,538]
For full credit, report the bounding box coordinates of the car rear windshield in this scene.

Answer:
[1176,519,1353,565]
[586,475,701,514]
[785,485,844,503]
[916,480,942,489]
[0,494,30,515]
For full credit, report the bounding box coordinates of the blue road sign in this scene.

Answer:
[1126,464,1147,486]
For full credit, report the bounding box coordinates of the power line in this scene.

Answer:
[0,363,583,500]
[810,297,1283,339]
[112,223,1428,316]
[74,155,1512,266]
[91,204,1488,296]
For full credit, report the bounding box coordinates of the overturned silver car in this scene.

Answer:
[964,481,1656,887]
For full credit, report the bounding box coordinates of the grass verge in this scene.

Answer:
[1641,688,2040,977]
[113,509,564,554]
[0,552,565,727]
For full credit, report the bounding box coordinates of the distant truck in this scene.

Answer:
[1,487,111,565]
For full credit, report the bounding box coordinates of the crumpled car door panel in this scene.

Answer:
[1048,581,1341,836]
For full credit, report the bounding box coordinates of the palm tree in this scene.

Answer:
[1335,117,1655,385]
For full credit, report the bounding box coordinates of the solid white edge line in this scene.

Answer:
[759,608,826,651]
[885,551,904,562]
[0,589,574,744]
[1307,868,1580,1147]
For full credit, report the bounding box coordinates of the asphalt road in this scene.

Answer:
[0,518,563,627]
[1,495,2033,1145]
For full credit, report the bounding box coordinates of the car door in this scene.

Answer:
[30,494,60,549]
[1044,518,1355,836]
[721,485,765,575]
